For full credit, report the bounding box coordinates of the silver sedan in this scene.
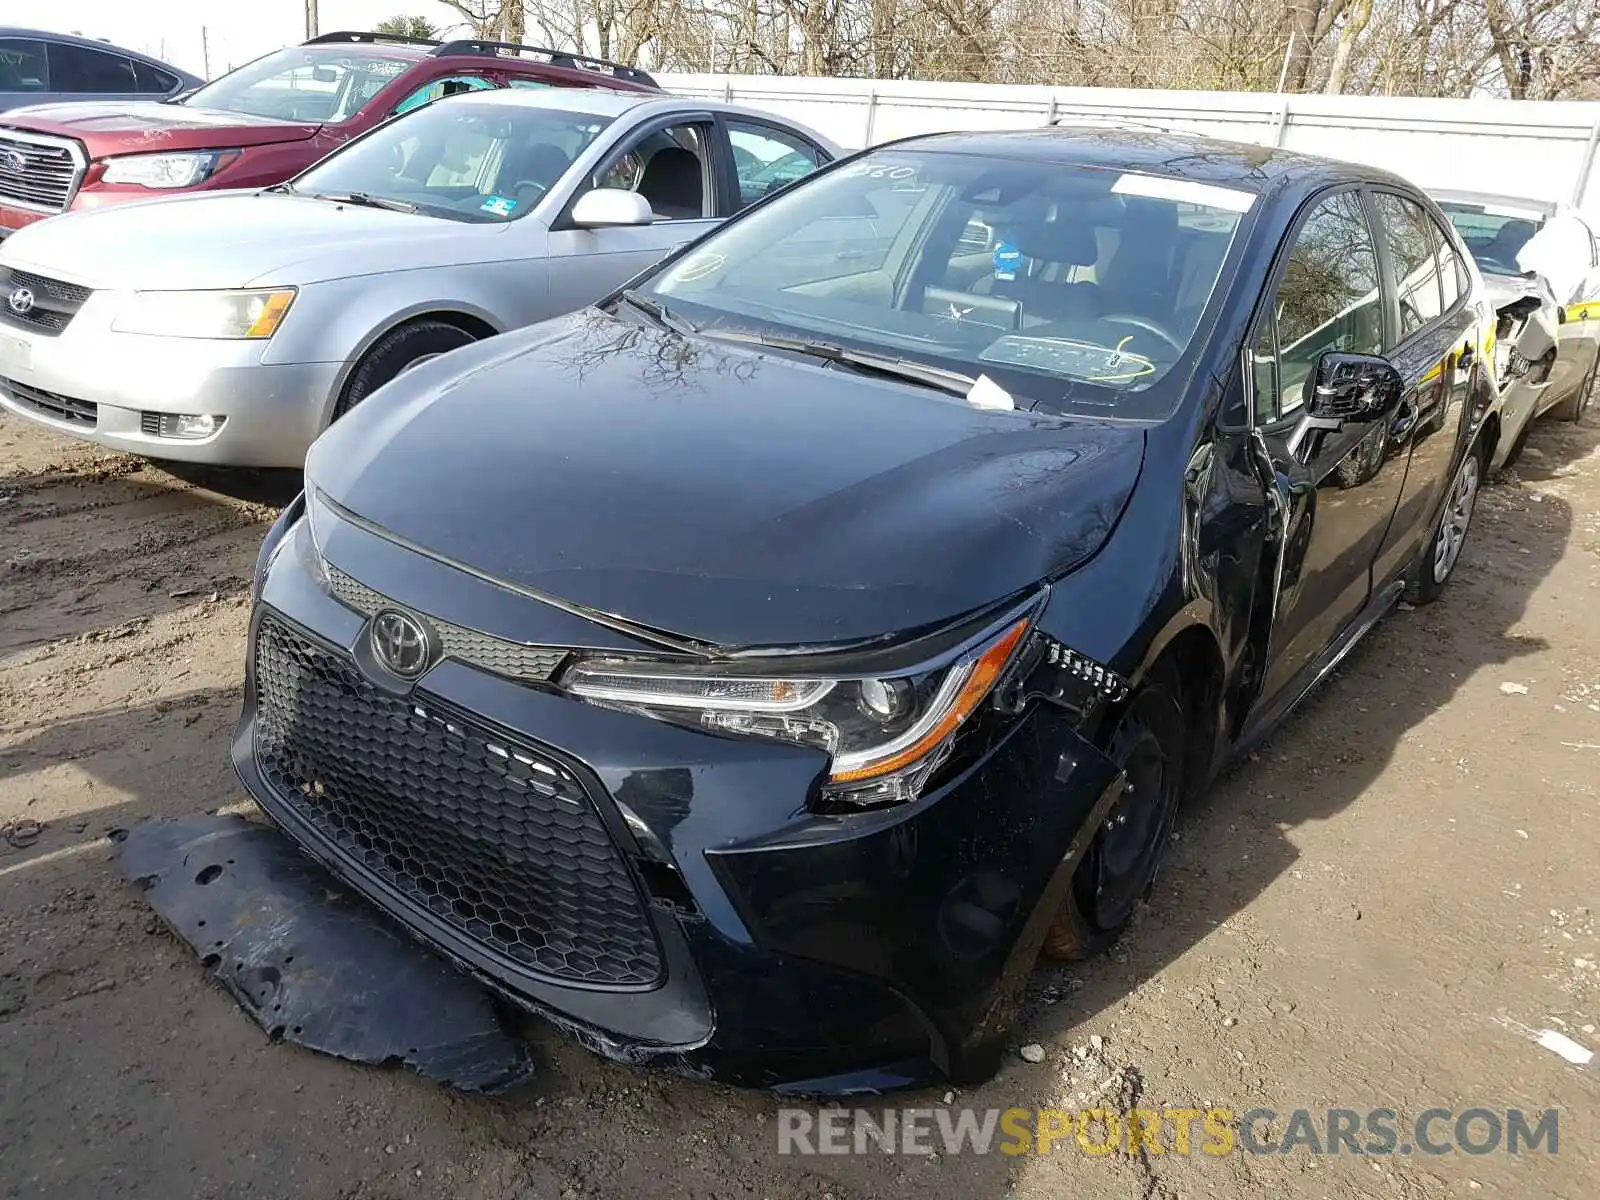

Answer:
[0,89,838,466]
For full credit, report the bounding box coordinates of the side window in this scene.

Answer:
[393,75,496,117]
[726,121,823,211]
[1373,193,1444,342]
[132,61,180,94]
[1254,191,1383,422]
[0,38,50,92]
[589,123,710,221]
[1250,320,1281,426]
[507,79,553,91]
[1436,220,1467,310]
[48,43,138,93]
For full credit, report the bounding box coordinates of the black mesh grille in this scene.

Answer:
[252,615,663,987]
[2,376,95,426]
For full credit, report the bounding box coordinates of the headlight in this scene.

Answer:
[101,150,239,188]
[563,614,1033,808]
[112,289,297,339]
[253,492,306,604]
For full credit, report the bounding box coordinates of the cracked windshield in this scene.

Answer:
[648,149,1253,416]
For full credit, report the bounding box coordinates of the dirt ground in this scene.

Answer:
[1,406,1597,1200]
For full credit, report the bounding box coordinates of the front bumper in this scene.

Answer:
[0,287,337,468]
[232,513,1124,1091]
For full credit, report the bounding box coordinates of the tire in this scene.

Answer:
[1405,441,1483,605]
[1550,357,1596,424]
[333,320,479,421]
[1041,662,1184,961]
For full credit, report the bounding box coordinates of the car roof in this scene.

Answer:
[0,25,200,77]
[444,87,816,126]
[1428,189,1557,218]
[881,126,1414,198]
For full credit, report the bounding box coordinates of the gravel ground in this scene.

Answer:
[1,408,1597,1199]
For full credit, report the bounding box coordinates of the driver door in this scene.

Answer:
[543,117,723,320]
[1249,188,1411,708]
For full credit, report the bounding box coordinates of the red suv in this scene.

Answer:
[0,31,660,238]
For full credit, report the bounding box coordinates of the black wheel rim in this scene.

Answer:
[1080,722,1174,932]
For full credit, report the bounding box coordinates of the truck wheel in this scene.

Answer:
[333,321,479,421]
[1041,662,1183,961]
[1405,441,1482,605]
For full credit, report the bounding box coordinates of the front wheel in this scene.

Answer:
[1405,443,1482,605]
[1041,665,1184,961]
[333,320,479,422]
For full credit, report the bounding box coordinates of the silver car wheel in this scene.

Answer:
[1432,453,1479,584]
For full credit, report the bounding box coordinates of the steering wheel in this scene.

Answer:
[1099,313,1183,354]
[510,180,549,205]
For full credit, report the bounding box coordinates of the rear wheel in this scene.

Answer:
[1551,358,1596,424]
[1041,664,1183,961]
[1405,441,1482,605]
[333,320,479,422]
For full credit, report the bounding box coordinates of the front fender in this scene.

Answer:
[261,264,547,428]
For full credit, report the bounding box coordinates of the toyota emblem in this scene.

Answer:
[0,150,24,175]
[7,287,34,316]
[371,609,433,678]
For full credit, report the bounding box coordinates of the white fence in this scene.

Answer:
[661,74,1600,211]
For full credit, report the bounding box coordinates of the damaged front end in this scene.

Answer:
[213,501,1135,1091]
[1484,274,1560,392]
[117,814,535,1093]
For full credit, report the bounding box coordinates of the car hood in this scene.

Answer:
[0,103,320,156]
[0,192,505,289]
[306,309,1147,651]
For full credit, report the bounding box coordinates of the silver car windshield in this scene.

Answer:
[184,48,419,122]
[645,149,1252,415]
[292,103,613,224]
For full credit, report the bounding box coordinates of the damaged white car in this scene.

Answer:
[1433,191,1600,469]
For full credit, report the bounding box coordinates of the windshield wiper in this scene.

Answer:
[697,328,977,396]
[309,191,419,214]
[264,181,296,195]
[616,290,698,335]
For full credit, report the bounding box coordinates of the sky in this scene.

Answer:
[3,0,474,77]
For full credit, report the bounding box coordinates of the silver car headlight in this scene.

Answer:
[101,150,239,188]
[112,289,297,340]
[562,614,1032,807]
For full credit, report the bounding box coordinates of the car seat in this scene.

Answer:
[1098,199,1179,320]
[494,142,574,209]
[978,218,1102,323]
[636,147,704,220]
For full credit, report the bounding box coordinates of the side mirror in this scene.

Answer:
[1308,352,1402,421]
[570,188,655,229]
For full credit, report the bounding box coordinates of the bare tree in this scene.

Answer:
[461,0,1600,98]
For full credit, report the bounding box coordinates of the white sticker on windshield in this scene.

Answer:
[966,374,1015,411]
[1111,173,1256,213]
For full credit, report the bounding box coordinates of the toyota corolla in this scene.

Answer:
[237,129,1497,1090]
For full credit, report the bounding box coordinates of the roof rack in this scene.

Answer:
[305,30,442,49]
[430,39,658,88]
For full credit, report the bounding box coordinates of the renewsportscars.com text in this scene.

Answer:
[776,1106,1560,1157]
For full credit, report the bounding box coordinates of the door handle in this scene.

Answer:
[1390,399,1417,439]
